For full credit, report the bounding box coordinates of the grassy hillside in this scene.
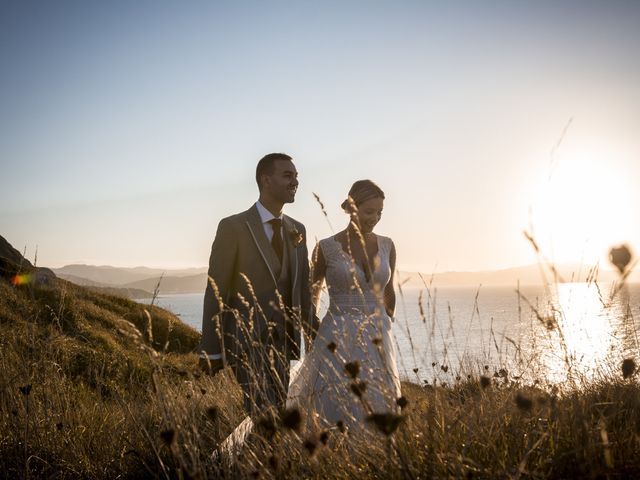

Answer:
[0,276,245,478]
[2,269,640,478]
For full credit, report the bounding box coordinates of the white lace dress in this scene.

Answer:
[287,235,401,434]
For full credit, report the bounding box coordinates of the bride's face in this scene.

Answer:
[352,197,384,234]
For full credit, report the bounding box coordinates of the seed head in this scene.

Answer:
[622,358,637,379]
[336,420,346,433]
[160,429,176,446]
[19,385,32,396]
[396,396,409,410]
[344,361,360,379]
[609,245,632,274]
[480,376,491,389]
[206,406,218,422]
[350,381,367,398]
[327,342,337,353]
[281,407,302,432]
[515,393,533,411]
[257,416,277,439]
[319,430,329,445]
[303,438,318,456]
[366,413,404,436]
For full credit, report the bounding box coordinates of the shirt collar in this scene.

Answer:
[255,200,283,224]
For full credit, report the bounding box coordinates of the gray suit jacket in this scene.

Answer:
[200,204,317,364]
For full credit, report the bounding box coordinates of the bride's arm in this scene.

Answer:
[310,242,327,318]
[384,241,397,318]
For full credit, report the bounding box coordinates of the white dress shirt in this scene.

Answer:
[255,200,283,241]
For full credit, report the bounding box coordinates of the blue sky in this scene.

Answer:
[2,1,639,272]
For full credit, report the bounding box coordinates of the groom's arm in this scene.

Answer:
[300,227,320,348]
[200,217,238,370]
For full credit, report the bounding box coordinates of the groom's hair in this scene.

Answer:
[256,153,293,190]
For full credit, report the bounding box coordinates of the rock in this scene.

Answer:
[0,234,56,284]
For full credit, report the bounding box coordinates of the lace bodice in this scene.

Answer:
[319,235,393,313]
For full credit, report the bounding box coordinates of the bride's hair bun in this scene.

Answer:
[341,180,385,212]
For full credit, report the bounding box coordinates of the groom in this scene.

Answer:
[199,153,318,416]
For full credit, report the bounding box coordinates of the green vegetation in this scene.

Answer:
[2,265,640,478]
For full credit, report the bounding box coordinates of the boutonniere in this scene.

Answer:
[289,226,303,247]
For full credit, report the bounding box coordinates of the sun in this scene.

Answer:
[531,144,633,267]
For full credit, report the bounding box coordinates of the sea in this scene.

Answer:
[142,283,640,386]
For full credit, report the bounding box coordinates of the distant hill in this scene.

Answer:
[399,262,637,287]
[124,273,207,294]
[53,264,207,286]
[53,261,639,295]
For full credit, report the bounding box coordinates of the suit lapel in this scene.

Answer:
[282,216,299,298]
[244,205,278,287]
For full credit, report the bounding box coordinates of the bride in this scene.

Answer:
[288,180,402,435]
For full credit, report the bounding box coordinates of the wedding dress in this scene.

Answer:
[287,235,401,434]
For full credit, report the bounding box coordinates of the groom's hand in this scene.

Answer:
[199,356,225,375]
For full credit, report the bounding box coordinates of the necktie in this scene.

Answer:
[269,218,284,263]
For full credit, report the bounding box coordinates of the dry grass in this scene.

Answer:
[2,254,640,478]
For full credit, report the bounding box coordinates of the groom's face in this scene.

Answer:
[263,159,299,204]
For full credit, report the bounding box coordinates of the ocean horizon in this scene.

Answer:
[144,282,640,385]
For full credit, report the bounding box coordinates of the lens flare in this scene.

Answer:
[11,274,33,286]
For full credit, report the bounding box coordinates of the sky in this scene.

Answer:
[1,1,639,273]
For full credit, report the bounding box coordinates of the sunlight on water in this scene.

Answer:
[541,283,618,383]
[392,282,640,386]
[539,282,640,384]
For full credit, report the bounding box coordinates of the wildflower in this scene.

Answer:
[413,368,419,373]
[160,429,176,446]
[366,413,404,436]
[622,358,636,379]
[515,393,533,411]
[344,361,360,379]
[282,407,302,432]
[441,365,449,373]
[480,376,491,389]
